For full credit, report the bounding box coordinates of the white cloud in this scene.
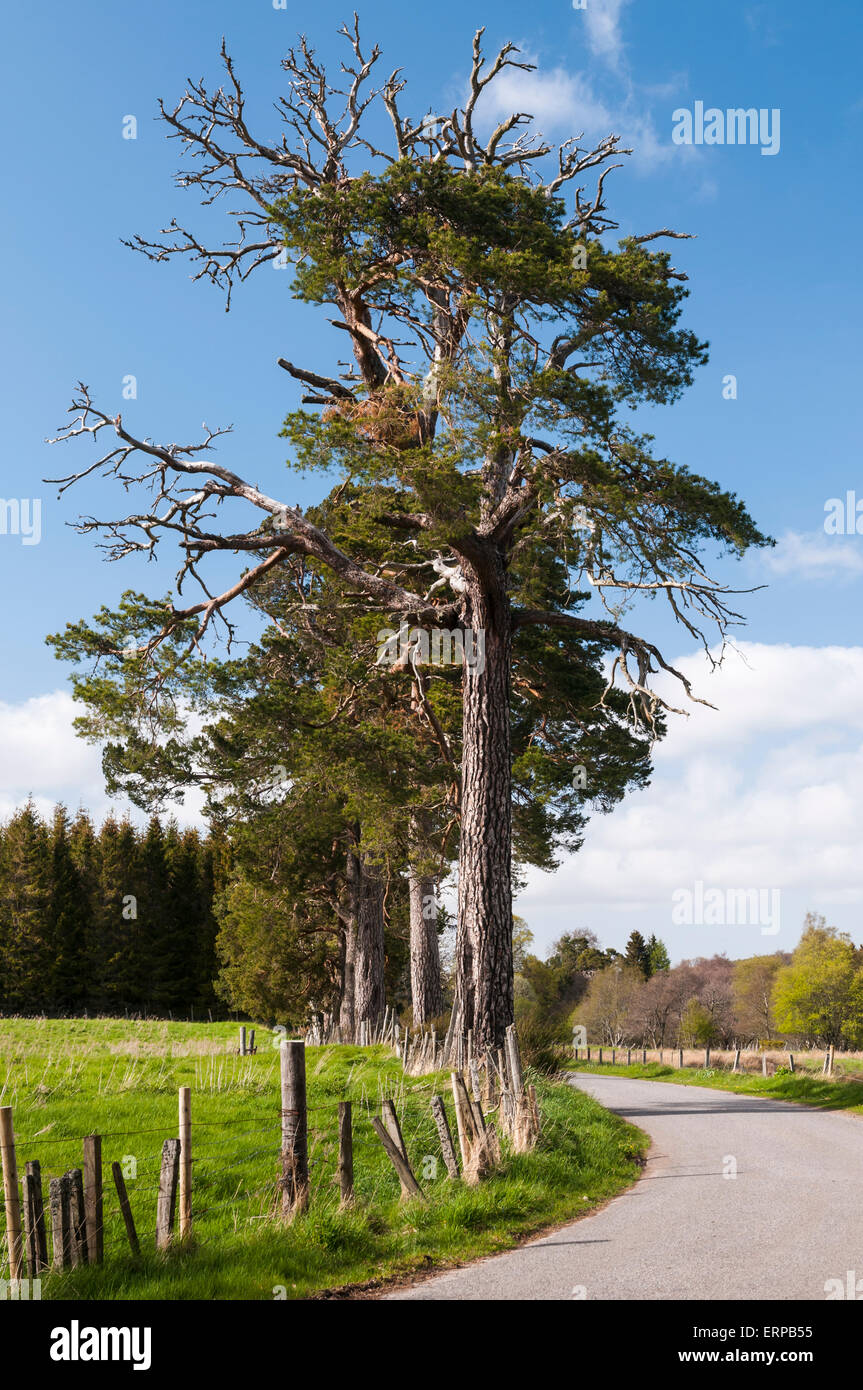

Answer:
[0,691,205,828]
[581,0,631,67]
[483,56,691,172]
[487,64,613,136]
[650,643,863,756]
[761,529,863,580]
[744,5,784,47]
[517,643,863,957]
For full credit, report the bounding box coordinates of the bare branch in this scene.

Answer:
[512,608,715,725]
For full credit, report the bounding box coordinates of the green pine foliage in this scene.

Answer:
[0,804,223,1017]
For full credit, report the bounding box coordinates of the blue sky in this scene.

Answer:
[2,0,862,962]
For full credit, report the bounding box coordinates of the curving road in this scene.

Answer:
[386,1072,863,1301]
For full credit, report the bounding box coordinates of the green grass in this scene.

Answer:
[568,1058,863,1115]
[0,1019,648,1299]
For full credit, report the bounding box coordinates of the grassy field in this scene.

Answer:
[568,1057,863,1115]
[0,1019,648,1300]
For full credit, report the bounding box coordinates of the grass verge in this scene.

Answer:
[567,1058,863,1116]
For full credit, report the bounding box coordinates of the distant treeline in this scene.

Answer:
[0,803,229,1016]
[575,915,863,1050]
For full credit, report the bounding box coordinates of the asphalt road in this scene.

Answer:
[386,1072,863,1300]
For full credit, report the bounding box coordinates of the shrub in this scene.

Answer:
[515,1014,567,1074]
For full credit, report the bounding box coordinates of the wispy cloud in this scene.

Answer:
[483,60,690,171]
[761,530,863,580]
[581,0,632,69]
[744,4,785,48]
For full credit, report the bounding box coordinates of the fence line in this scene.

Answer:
[1,1023,546,1288]
[572,1044,843,1076]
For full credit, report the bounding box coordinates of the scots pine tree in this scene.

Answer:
[47,24,769,1048]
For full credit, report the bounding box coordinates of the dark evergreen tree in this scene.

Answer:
[0,805,224,1017]
[625,930,652,980]
[0,804,52,1012]
[48,805,90,1011]
[647,934,671,975]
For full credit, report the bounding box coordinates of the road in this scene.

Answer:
[386,1072,863,1300]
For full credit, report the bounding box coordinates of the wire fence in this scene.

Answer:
[0,1024,540,1289]
[573,1043,857,1076]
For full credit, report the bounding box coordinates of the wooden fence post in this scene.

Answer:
[83,1136,103,1264]
[371,1117,425,1199]
[504,1024,524,1097]
[762,1055,769,1077]
[178,1087,192,1240]
[642,1049,646,1064]
[430,1096,459,1179]
[468,1088,487,1146]
[453,1072,490,1175]
[705,1047,710,1068]
[598,1047,603,1065]
[450,1073,471,1172]
[49,1176,72,1271]
[23,1160,47,1273]
[611,1048,616,1065]
[239,1026,247,1056]
[527,1083,541,1137]
[338,1102,354,1206]
[381,1099,409,1162]
[732,1048,740,1072]
[248,1029,256,1055]
[155,1138,180,1250]
[280,1040,309,1217]
[626,1049,631,1065]
[0,1106,24,1281]
[111,1162,140,1257]
[788,1052,795,1073]
[65,1168,88,1267]
[483,1055,495,1107]
[678,1048,683,1069]
[469,1057,483,1103]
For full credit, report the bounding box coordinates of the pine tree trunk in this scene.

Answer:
[409,867,443,1024]
[452,556,514,1053]
[338,850,360,1040]
[355,862,386,1027]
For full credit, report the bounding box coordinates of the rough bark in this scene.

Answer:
[452,551,514,1053]
[338,846,387,1037]
[338,850,360,1039]
[355,861,386,1027]
[409,866,444,1024]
